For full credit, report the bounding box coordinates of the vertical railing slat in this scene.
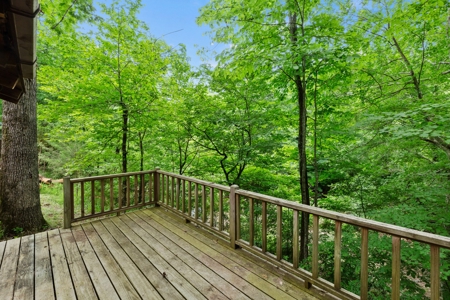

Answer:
[126,176,130,207]
[100,179,105,213]
[229,185,239,249]
[276,205,282,261]
[209,187,214,227]
[134,175,138,205]
[140,174,145,204]
[176,178,180,210]
[91,180,95,215]
[188,181,192,217]
[118,177,123,211]
[249,198,254,247]
[236,194,241,241]
[80,181,85,218]
[312,215,319,279]
[154,169,160,204]
[361,228,369,300]
[109,178,114,211]
[391,236,401,300]
[63,177,71,229]
[262,201,267,253]
[430,245,440,300]
[161,175,165,204]
[195,183,199,220]
[181,179,185,213]
[293,210,299,269]
[202,185,206,223]
[171,176,175,207]
[219,190,223,231]
[166,175,170,206]
[334,221,342,290]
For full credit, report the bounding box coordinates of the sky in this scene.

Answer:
[136,0,222,67]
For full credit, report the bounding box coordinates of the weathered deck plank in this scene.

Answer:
[80,223,141,300]
[71,225,120,300]
[110,216,208,300]
[60,228,98,299]
[34,231,55,300]
[13,234,34,299]
[48,229,77,300]
[130,212,246,300]
[100,218,185,300]
[124,213,230,300]
[90,220,164,299]
[0,207,318,300]
[0,237,20,300]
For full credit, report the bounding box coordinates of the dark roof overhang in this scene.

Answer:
[0,0,38,103]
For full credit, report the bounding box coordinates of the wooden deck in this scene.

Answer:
[0,207,321,300]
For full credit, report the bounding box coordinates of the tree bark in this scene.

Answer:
[0,78,45,234]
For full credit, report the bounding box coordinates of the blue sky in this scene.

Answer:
[136,0,221,67]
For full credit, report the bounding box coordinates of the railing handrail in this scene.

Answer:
[69,170,156,183]
[236,189,450,249]
[157,170,231,192]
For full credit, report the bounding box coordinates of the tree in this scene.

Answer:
[0,0,94,234]
[198,0,349,260]
[0,79,44,233]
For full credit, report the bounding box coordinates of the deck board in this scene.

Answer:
[34,231,55,300]
[0,207,319,300]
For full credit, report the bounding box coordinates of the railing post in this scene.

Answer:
[63,177,72,229]
[154,168,160,206]
[229,184,239,249]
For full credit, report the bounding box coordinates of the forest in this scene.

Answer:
[8,0,449,298]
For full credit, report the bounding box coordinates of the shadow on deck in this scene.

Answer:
[0,207,324,300]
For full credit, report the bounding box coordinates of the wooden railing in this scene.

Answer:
[63,170,157,228]
[64,169,450,300]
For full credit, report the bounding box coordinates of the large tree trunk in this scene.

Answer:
[0,78,45,234]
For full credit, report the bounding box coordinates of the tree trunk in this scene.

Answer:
[290,12,310,262]
[0,78,45,234]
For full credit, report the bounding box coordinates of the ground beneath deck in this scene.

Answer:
[0,207,320,300]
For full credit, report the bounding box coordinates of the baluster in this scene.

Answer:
[188,181,192,217]
[430,245,440,300]
[276,205,282,260]
[249,198,254,247]
[109,178,114,211]
[181,179,185,213]
[210,187,214,227]
[171,176,175,207]
[361,228,369,300]
[195,183,199,219]
[293,210,299,269]
[391,236,401,300]
[219,190,223,231]
[80,182,85,217]
[236,194,241,241]
[161,175,165,204]
[334,221,342,290]
[202,185,206,223]
[91,180,95,215]
[140,174,145,203]
[118,178,123,211]
[126,176,131,207]
[312,215,319,279]
[166,175,170,205]
[134,175,138,205]
[262,201,267,253]
[100,179,105,213]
